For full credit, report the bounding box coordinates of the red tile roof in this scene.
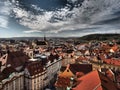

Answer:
[99,54,106,60]
[56,64,92,88]
[55,77,70,88]
[103,59,120,66]
[25,61,44,76]
[111,45,118,52]
[73,70,118,90]
[73,70,102,90]
[59,64,74,78]
[75,56,88,62]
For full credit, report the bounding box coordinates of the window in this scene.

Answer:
[67,70,69,72]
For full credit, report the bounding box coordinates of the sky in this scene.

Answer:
[0,0,120,38]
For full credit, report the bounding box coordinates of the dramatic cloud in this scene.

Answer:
[1,0,120,37]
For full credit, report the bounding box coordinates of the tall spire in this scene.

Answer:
[44,34,46,41]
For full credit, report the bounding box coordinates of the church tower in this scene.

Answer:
[44,34,47,41]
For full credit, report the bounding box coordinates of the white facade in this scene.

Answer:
[46,58,62,84]
[0,72,24,90]
[0,54,62,90]
[24,71,47,90]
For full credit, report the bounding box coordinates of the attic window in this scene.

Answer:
[67,70,69,72]
[3,56,6,59]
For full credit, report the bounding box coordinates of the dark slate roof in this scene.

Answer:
[48,53,59,63]
[69,64,92,75]
[2,66,17,79]
[60,66,67,72]
[36,41,47,45]
[6,51,30,68]
[0,66,17,82]
[66,49,74,53]
[0,73,5,82]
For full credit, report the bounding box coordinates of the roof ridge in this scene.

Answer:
[78,70,98,78]
[93,83,101,90]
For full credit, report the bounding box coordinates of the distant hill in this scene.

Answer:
[79,34,120,41]
[0,33,120,41]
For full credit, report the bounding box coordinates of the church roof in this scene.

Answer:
[36,41,47,46]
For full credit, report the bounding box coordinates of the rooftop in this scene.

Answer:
[73,70,118,90]
[6,51,30,68]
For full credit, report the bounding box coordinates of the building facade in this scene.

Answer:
[0,66,24,90]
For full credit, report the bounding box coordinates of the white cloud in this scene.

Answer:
[0,16,8,28]
[0,1,13,29]
[0,1,12,16]
[9,0,120,36]
[23,30,41,33]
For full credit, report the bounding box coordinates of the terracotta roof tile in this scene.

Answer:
[73,70,118,90]
[104,59,120,66]
[25,61,44,76]
[73,70,101,90]
[59,65,74,78]
[55,77,70,88]
[111,45,118,52]
[76,56,88,62]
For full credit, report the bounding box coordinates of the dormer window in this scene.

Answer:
[67,70,69,72]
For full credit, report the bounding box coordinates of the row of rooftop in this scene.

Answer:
[0,37,120,90]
